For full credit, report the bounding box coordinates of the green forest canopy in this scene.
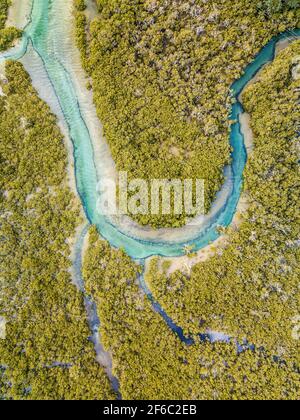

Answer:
[83,226,299,400]
[145,41,300,375]
[0,0,299,400]
[75,0,299,228]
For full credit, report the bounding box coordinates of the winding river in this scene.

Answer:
[1,0,299,259]
[1,0,299,394]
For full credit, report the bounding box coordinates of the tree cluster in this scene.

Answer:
[0,0,21,51]
[0,61,114,400]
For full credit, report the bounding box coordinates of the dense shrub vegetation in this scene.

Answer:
[0,0,21,51]
[145,42,300,372]
[259,0,300,16]
[0,62,114,400]
[74,0,87,12]
[83,227,299,400]
[77,0,299,400]
[0,0,299,401]
[76,0,299,228]
[74,0,89,66]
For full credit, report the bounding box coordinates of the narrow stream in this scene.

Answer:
[72,225,121,397]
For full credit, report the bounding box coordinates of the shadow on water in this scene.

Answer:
[137,260,258,354]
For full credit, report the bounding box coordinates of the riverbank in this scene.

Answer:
[5,1,81,204]
[70,225,120,396]
[4,2,118,390]
[8,0,88,281]
[7,0,32,29]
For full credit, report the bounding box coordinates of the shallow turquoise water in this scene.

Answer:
[1,0,300,259]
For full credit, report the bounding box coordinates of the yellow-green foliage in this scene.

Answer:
[73,0,89,68]
[83,227,299,400]
[79,0,299,228]
[0,0,21,51]
[74,9,89,72]
[145,42,300,369]
[259,0,300,16]
[0,61,114,400]
[74,0,86,12]
[0,0,10,28]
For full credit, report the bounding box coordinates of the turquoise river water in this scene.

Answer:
[1,0,299,259]
[1,0,299,391]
